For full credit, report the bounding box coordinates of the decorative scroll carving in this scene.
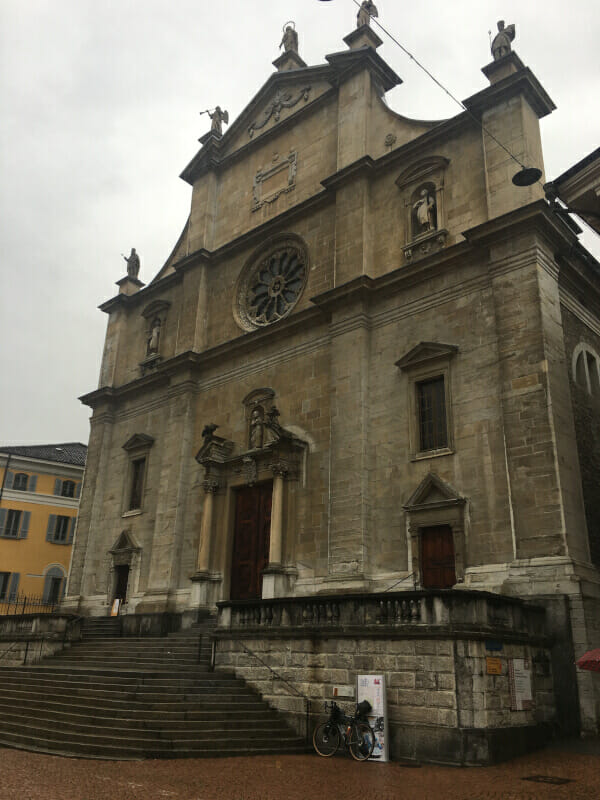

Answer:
[252,151,298,211]
[248,88,311,138]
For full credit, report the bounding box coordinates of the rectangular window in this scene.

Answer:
[417,376,448,451]
[54,515,71,543]
[128,458,146,510]
[0,572,9,600]
[4,509,22,538]
[13,473,29,491]
[61,480,76,498]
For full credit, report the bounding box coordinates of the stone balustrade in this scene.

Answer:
[216,589,547,641]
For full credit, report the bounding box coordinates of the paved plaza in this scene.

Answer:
[1,741,599,800]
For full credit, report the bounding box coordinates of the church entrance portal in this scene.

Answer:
[114,564,130,602]
[420,525,456,588]
[230,482,272,600]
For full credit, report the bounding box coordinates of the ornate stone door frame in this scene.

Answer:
[106,529,142,610]
[403,473,467,588]
[193,426,305,606]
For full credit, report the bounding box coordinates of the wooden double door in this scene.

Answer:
[420,525,456,589]
[230,482,272,601]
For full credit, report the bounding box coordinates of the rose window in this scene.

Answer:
[235,238,309,330]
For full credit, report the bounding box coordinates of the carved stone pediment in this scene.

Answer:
[141,299,171,319]
[195,435,235,464]
[395,342,458,371]
[122,433,155,452]
[404,473,465,511]
[395,156,450,192]
[110,529,141,555]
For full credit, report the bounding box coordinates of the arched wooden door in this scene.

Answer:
[230,482,272,600]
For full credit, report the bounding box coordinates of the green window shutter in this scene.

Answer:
[46,515,57,541]
[8,573,20,600]
[75,482,81,498]
[5,471,14,489]
[42,573,51,603]
[0,508,6,535]
[54,478,62,495]
[29,475,37,493]
[19,511,31,538]
[67,517,76,544]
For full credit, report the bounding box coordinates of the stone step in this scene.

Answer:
[0,672,243,691]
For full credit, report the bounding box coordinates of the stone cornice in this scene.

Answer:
[321,156,376,192]
[80,305,326,410]
[463,67,556,119]
[324,46,402,93]
[99,270,182,315]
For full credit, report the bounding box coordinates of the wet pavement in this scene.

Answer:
[1,741,599,800]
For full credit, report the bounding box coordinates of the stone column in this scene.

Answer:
[196,481,218,572]
[191,480,219,608]
[262,463,288,599]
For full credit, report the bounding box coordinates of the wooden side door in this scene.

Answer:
[420,525,456,589]
[230,483,272,601]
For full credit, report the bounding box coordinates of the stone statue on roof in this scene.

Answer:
[209,106,229,136]
[357,1,378,28]
[491,20,515,61]
[122,247,140,279]
[280,23,298,54]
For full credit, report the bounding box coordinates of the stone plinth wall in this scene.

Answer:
[214,591,555,764]
[0,614,82,666]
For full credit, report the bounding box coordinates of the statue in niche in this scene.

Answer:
[265,406,292,442]
[147,317,161,356]
[122,247,140,279]
[208,106,229,136]
[280,22,298,53]
[357,1,378,28]
[412,188,437,236]
[249,407,264,449]
[491,20,515,61]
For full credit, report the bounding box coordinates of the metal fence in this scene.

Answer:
[0,594,59,617]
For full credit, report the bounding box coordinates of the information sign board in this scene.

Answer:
[356,674,389,762]
[509,658,534,711]
[486,656,503,675]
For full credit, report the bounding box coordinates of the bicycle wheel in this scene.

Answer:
[313,722,341,757]
[348,722,375,761]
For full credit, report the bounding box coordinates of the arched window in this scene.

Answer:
[573,343,600,397]
[42,566,66,605]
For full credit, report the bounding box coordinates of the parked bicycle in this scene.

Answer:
[313,700,375,761]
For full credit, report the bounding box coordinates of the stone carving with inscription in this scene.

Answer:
[122,247,140,279]
[413,188,437,235]
[280,22,298,53]
[147,317,161,356]
[248,88,310,138]
[491,20,515,61]
[357,1,378,27]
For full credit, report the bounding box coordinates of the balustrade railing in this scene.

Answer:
[217,589,547,639]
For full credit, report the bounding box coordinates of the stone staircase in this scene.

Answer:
[0,619,307,759]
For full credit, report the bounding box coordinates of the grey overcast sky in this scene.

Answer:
[1,0,598,447]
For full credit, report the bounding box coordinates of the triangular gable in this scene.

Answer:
[395,342,458,371]
[110,529,140,553]
[122,433,155,452]
[404,473,464,509]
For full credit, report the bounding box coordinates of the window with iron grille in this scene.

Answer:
[417,376,448,451]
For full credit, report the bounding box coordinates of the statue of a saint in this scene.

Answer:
[249,407,264,449]
[147,318,161,355]
[122,247,140,279]
[491,20,515,61]
[357,1,378,28]
[208,106,229,136]
[280,24,298,53]
[413,189,436,234]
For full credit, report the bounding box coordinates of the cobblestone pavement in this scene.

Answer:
[1,743,599,800]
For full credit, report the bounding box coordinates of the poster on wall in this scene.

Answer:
[508,658,534,711]
[356,674,389,762]
[110,599,120,617]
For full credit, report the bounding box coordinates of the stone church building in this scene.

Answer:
[65,17,600,760]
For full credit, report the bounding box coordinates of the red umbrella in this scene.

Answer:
[576,649,600,672]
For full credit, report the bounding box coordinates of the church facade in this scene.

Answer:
[65,19,600,752]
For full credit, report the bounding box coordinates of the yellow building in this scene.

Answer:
[0,443,86,607]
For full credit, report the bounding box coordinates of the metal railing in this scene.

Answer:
[0,594,59,617]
